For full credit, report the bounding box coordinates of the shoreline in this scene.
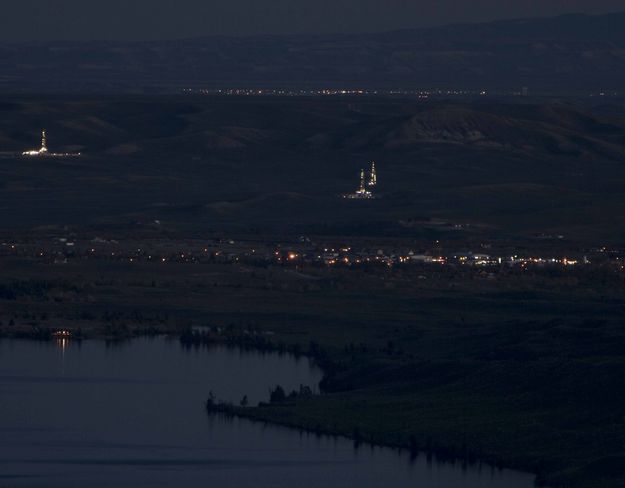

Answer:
[0,330,566,487]
[204,401,546,486]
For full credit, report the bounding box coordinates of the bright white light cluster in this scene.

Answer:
[22,130,81,158]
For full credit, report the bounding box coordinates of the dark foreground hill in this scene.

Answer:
[2,12,625,92]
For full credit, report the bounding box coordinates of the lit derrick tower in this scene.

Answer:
[359,168,366,193]
[343,166,374,199]
[368,161,377,187]
[21,129,81,158]
[40,130,48,153]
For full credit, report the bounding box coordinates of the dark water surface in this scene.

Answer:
[0,338,536,487]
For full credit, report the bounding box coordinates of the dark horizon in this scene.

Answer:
[3,10,625,45]
[2,11,624,94]
[0,0,623,42]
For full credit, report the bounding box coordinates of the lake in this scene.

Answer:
[0,338,537,487]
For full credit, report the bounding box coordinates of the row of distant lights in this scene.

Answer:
[0,242,603,269]
[184,88,622,98]
[183,88,480,97]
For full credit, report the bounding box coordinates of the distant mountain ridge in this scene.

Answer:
[1,12,625,93]
[377,12,625,43]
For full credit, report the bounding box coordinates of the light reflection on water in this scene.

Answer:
[0,338,537,487]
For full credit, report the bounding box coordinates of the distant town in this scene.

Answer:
[182,87,623,99]
[2,234,622,273]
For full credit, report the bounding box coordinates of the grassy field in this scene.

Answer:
[1,246,624,487]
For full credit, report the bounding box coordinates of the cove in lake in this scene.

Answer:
[0,338,537,487]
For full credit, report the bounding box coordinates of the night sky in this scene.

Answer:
[0,0,623,41]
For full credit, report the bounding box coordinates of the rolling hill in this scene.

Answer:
[1,95,625,240]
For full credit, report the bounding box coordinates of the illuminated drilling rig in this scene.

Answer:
[21,130,81,158]
[343,163,378,199]
[358,168,367,193]
[368,161,377,187]
[22,130,48,156]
